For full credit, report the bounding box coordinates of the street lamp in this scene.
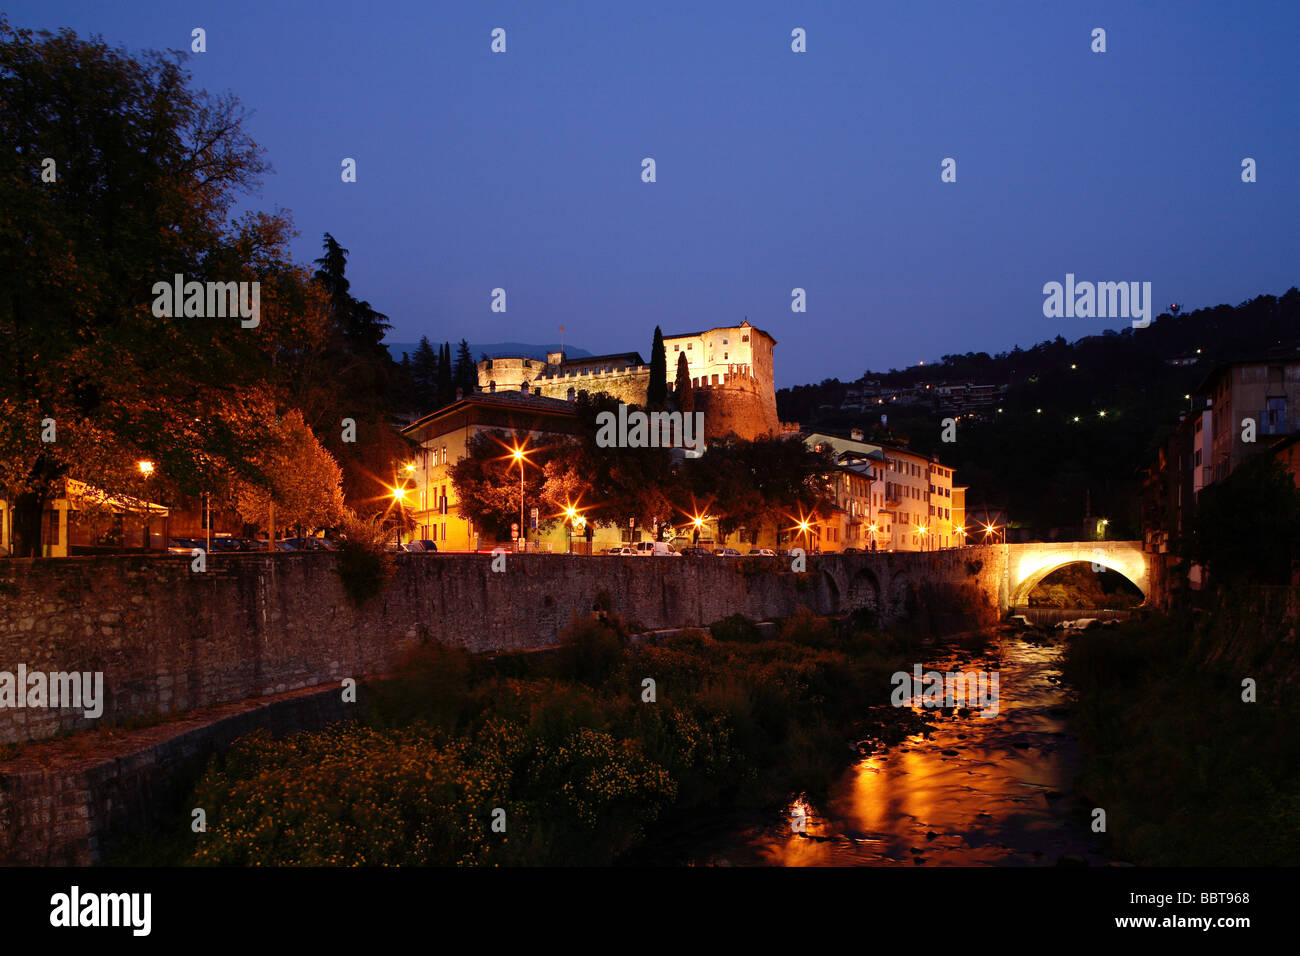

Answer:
[136,460,155,549]
[510,444,529,551]
[392,484,409,546]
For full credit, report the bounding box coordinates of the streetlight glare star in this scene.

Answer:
[137,460,154,476]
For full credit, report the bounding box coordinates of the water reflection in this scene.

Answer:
[692,634,1106,866]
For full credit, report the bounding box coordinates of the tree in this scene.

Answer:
[312,233,391,352]
[0,19,304,555]
[303,233,412,514]
[453,340,476,397]
[449,430,559,540]
[674,351,694,413]
[410,336,439,410]
[438,343,454,402]
[232,409,345,534]
[1184,454,1300,587]
[647,327,668,408]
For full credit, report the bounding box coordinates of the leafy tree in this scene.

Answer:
[232,409,345,535]
[449,430,560,539]
[647,326,668,408]
[304,233,412,514]
[1184,454,1300,587]
[0,19,306,555]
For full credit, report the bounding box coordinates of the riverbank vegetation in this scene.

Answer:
[1064,600,1300,865]
[126,608,938,866]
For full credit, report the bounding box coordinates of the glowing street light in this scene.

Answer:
[137,460,155,477]
[509,444,532,550]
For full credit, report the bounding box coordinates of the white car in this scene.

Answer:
[748,548,777,557]
[606,546,638,556]
[634,541,682,557]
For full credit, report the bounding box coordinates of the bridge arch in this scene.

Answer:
[846,567,881,614]
[1006,541,1151,608]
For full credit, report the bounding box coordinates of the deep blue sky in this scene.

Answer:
[13,2,1300,386]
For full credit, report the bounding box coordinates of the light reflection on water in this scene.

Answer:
[681,634,1107,867]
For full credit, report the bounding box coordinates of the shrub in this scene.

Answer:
[708,613,763,643]
[552,613,625,686]
[334,511,394,605]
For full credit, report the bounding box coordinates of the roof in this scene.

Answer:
[1192,350,1300,395]
[557,351,645,368]
[402,390,578,435]
[663,321,777,346]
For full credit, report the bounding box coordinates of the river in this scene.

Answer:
[635,630,1109,866]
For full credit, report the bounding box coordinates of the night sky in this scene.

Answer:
[10,1,1300,386]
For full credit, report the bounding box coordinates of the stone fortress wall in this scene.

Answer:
[474,322,781,440]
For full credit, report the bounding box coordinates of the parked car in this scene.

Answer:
[634,541,681,557]
[167,538,203,555]
[678,546,712,557]
[748,548,777,557]
[714,548,741,557]
[282,536,339,552]
[606,546,637,556]
[842,547,862,554]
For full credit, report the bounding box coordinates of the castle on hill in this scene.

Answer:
[475,320,782,441]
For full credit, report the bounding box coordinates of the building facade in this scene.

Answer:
[476,321,780,441]
[401,391,585,552]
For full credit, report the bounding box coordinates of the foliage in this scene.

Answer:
[333,511,394,605]
[647,326,668,408]
[674,351,694,413]
[166,610,937,866]
[1064,613,1300,864]
[232,409,345,533]
[1183,453,1300,587]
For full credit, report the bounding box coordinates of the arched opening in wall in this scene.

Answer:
[847,568,880,615]
[567,387,575,401]
[1014,561,1145,623]
[821,571,840,614]
[889,574,912,614]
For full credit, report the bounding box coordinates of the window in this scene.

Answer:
[687,343,692,350]
[1264,396,1287,435]
[742,334,749,342]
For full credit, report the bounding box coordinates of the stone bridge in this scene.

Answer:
[1001,540,1152,609]
[0,542,1156,748]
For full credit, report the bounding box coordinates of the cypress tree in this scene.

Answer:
[648,326,668,408]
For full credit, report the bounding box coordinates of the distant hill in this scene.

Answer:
[776,287,1300,539]
[386,341,594,362]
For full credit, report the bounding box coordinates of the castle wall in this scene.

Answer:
[694,373,781,440]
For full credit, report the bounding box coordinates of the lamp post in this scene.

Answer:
[136,460,154,550]
[565,506,578,554]
[392,484,408,547]
[511,447,526,551]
